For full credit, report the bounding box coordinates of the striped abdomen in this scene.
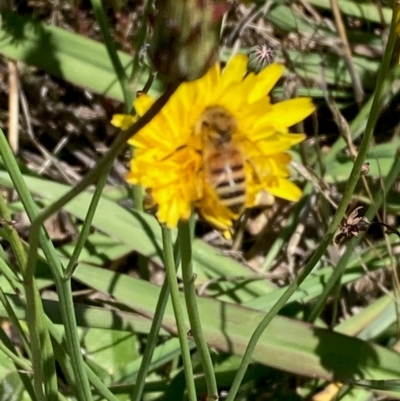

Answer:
[203,143,246,214]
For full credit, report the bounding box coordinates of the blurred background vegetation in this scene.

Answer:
[1,0,400,400]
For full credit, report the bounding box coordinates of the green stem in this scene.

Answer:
[90,0,152,303]
[0,254,22,294]
[0,129,92,401]
[225,4,398,400]
[63,171,109,279]
[179,219,218,400]
[90,0,132,110]
[0,188,56,401]
[0,200,26,273]
[1,36,176,401]
[0,285,29,357]
[130,0,154,80]
[63,0,118,282]
[130,280,170,401]
[0,292,36,401]
[91,0,151,268]
[131,235,181,401]
[161,225,197,401]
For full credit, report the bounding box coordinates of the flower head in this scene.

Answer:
[149,0,230,83]
[112,55,315,230]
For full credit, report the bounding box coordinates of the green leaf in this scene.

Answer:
[0,171,274,303]
[73,263,400,384]
[84,328,139,381]
[0,12,162,101]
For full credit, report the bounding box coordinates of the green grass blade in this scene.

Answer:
[1,293,168,334]
[0,128,93,401]
[73,263,400,384]
[0,171,274,301]
[0,158,56,400]
[89,0,132,109]
[0,12,162,100]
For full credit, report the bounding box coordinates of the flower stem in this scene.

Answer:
[131,239,180,401]
[63,170,109,279]
[179,219,218,400]
[130,279,170,401]
[90,0,132,110]
[161,225,197,401]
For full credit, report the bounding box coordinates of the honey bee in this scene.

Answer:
[196,106,246,214]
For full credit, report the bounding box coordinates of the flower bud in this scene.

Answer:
[149,0,230,83]
[247,44,276,74]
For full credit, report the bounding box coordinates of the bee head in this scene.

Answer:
[198,106,237,144]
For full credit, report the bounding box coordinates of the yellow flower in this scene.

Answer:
[112,54,315,230]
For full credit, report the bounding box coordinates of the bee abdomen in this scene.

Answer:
[213,169,246,213]
[220,190,246,213]
[205,144,246,214]
[212,163,243,175]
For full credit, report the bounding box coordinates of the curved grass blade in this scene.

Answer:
[73,263,400,385]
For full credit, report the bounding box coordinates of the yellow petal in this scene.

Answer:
[255,98,314,129]
[170,83,196,133]
[247,63,285,104]
[134,93,154,116]
[158,199,190,228]
[221,54,248,87]
[248,152,292,178]
[217,82,246,114]
[128,127,170,151]
[198,61,220,101]
[267,178,302,201]
[245,182,275,208]
[247,133,306,155]
[111,114,136,130]
[197,184,236,230]
[126,171,139,184]
[312,382,342,401]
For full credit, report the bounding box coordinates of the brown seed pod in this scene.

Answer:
[149,0,230,84]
